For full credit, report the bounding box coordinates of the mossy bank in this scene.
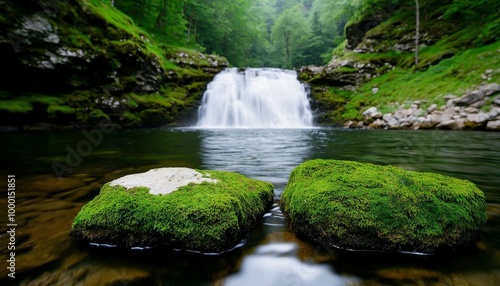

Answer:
[71,168,274,252]
[0,0,228,130]
[281,159,487,253]
[302,1,500,130]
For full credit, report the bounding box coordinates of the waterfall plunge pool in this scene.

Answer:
[1,128,500,285]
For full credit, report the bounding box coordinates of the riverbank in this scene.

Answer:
[346,83,500,130]
[302,1,500,131]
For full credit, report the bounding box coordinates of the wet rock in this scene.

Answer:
[437,119,465,130]
[343,120,355,128]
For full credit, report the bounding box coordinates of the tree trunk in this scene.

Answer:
[415,0,420,67]
[284,31,291,68]
[155,0,168,32]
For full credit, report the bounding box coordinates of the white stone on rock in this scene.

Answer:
[109,168,218,195]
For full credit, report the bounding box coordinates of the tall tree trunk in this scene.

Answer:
[155,0,168,32]
[415,0,420,67]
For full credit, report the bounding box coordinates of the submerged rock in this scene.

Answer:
[71,167,274,252]
[281,159,486,253]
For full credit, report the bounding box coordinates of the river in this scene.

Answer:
[0,128,499,285]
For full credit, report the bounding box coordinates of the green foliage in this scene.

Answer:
[109,0,359,67]
[444,0,500,22]
[281,159,487,253]
[270,5,312,68]
[71,170,274,252]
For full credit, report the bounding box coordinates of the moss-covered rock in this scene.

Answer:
[281,159,487,253]
[71,168,274,252]
[0,0,228,129]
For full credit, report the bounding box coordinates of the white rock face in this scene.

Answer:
[109,168,218,195]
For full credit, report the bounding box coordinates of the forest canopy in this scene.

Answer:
[111,0,499,68]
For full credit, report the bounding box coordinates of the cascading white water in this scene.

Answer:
[196,68,313,128]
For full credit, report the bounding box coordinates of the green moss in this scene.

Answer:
[0,94,64,114]
[281,159,486,253]
[119,111,141,127]
[47,105,76,115]
[337,67,358,73]
[129,93,178,109]
[0,98,33,113]
[71,170,274,252]
[85,108,110,125]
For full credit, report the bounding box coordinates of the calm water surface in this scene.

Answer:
[1,128,499,285]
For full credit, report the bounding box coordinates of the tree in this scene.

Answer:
[270,5,311,68]
[415,0,419,67]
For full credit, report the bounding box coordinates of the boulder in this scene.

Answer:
[71,168,274,252]
[454,90,485,106]
[369,119,385,129]
[436,119,465,130]
[387,118,401,129]
[493,96,500,106]
[362,107,378,117]
[478,83,500,97]
[486,121,500,131]
[281,160,486,253]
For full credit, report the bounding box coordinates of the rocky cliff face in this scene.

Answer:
[0,0,227,129]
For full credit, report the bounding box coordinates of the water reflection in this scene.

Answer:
[224,244,357,286]
[198,128,316,194]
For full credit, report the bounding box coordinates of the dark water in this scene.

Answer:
[1,128,499,285]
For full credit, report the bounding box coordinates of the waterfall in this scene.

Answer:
[196,68,313,128]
